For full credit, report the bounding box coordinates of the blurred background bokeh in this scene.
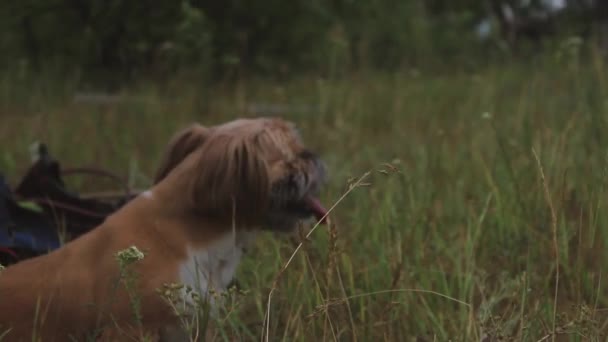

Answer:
[2,0,607,87]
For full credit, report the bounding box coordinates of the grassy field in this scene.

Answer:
[1,50,607,341]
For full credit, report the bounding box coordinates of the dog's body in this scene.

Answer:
[0,118,328,341]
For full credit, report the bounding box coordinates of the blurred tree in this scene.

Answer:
[1,0,607,83]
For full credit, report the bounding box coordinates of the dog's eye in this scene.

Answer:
[298,150,316,160]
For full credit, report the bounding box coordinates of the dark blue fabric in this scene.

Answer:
[0,173,61,253]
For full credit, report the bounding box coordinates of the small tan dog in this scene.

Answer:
[0,117,328,341]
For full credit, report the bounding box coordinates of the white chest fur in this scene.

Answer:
[177,230,256,311]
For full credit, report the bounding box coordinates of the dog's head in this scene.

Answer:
[155,118,328,231]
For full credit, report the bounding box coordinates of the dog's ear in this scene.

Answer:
[189,133,270,221]
[154,123,211,184]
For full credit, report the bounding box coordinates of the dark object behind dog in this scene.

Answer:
[0,144,136,266]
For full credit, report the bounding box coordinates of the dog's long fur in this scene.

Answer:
[0,118,327,341]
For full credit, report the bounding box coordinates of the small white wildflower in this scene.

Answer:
[115,246,145,265]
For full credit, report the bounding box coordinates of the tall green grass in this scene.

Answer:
[0,48,607,341]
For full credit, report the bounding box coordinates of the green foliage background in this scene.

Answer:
[2,0,605,83]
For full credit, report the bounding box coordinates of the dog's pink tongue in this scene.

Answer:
[305,196,329,224]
